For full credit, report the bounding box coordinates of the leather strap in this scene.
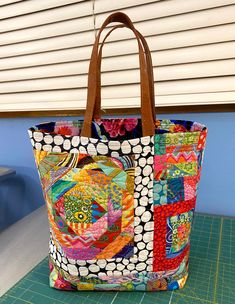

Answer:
[80,12,155,138]
[94,24,156,122]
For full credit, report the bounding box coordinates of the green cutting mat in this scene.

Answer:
[1,213,234,304]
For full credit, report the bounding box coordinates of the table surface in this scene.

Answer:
[0,168,15,181]
[0,213,234,304]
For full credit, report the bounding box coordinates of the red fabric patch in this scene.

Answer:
[166,144,195,154]
[197,130,207,150]
[92,217,122,249]
[153,197,196,271]
[184,175,198,200]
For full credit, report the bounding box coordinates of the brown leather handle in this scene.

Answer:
[94,24,156,122]
[81,12,155,138]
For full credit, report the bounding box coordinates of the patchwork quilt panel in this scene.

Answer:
[29,119,207,291]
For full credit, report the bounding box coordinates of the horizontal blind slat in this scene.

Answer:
[0,2,92,33]
[0,58,235,82]
[0,0,23,7]
[156,91,235,106]
[0,61,89,81]
[95,0,235,15]
[0,46,91,69]
[0,0,82,19]
[2,40,235,71]
[1,92,235,110]
[0,76,234,95]
[106,78,235,96]
[0,89,88,104]
[96,5,235,35]
[95,0,157,14]
[0,32,95,59]
[100,24,235,54]
[100,41,235,67]
[0,75,87,93]
[0,16,94,46]
[1,23,235,59]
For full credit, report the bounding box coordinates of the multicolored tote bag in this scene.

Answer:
[29,12,207,291]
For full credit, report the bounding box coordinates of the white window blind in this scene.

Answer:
[0,0,235,112]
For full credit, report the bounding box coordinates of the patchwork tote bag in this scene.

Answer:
[28,12,208,291]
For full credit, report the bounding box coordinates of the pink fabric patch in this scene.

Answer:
[63,246,101,260]
[154,155,167,171]
[154,155,167,180]
[184,176,198,200]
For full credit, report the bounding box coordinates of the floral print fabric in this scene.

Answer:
[33,118,205,141]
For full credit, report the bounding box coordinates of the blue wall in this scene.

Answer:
[0,112,234,229]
